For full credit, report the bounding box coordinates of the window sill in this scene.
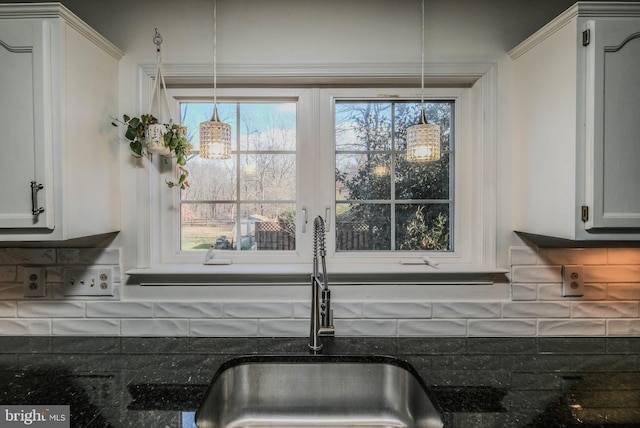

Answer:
[125,263,508,286]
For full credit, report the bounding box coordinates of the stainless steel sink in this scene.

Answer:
[195,355,444,428]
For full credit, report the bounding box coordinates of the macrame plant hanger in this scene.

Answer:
[146,29,174,155]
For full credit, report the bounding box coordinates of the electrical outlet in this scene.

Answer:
[63,268,113,296]
[23,267,46,298]
[562,265,584,297]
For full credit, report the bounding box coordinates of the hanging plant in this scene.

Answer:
[163,122,191,189]
[111,114,192,189]
[110,29,192,190]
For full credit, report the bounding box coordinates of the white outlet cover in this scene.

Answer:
[63,268,113,297]
[23,267,46,298]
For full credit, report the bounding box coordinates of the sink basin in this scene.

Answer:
[195,355,444,428]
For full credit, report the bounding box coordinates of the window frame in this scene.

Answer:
[319,87,481,267]
[129,63,499,280]
[161,87,315,266]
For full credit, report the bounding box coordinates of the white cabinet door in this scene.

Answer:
[585,18,640,229]
[0,19,53,230]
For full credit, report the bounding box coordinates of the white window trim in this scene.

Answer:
[126,63,504,282]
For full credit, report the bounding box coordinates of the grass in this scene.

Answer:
[181,225,234,251]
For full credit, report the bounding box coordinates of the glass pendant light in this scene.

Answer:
[406,0,441,162]
[199,0,232,159]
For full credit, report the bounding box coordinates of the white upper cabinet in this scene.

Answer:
[510,2,640,241]
[0,4,123,241]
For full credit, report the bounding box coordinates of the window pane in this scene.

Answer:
[395,204,451,251]
[180,100,296,252]
[181,203,235,251]
[240,154,296,200]
[394,101,453,152]
[335,203,391,251]
[182,156,236,201]
[336,153,390,200]
[239,103,296,151]
[394,153,450,200]
[335,102,392,151]
[239,203,296,251]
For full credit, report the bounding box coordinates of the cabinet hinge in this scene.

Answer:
[582,29,591,46]
[581,205,589,222]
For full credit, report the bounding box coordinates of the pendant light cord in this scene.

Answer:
[210,0,219,121]
[213,0,217,107]
[420,0,425,124]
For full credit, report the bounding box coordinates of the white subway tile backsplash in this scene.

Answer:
[585,265,640,283]
[572,302,639,318]
[511,283,537,301]
[1,242,640,337]
[18,301,85,318]
[121,319,188,336]
[581,283,608,300]
[510,247,537,266]
[398,319,467,336]
[0,248,55,265]
[332,298,362,318]
[190,319,259,337]
[86,302,154,318]
[154,302,223,318]
[538,320,606,336]
[364,302,431,319]
[334,319,397,336]
[538,248,607,265]
[0,319,50,335]
[331,302,363,319]
[292,301,310,318]
[433,302,501,319]
[537,283,607,301]
[0,266,16,282]
[0,302,16,317]
[259,319,307,337]
[0,284,24,300]
[468,320,536,336]
[503,302,571,318]
[57,248,119,265]
[53,319,120,336]
[607,284,640,300]
[607,248,640,265]
[224,302,292,318]
[536,284,563,300]
[512,266,561,283]
[294,301,362,319]
[607,319,640,335]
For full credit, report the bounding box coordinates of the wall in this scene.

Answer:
[2,0,640,337]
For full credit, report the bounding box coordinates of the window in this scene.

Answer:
[179,100,297,252]
[155,76,496,272]
[335,100,453,252]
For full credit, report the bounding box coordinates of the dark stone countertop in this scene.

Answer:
[1,336,640,427]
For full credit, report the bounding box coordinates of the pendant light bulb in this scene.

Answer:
[199,0,232,160]
[406,0,441,163]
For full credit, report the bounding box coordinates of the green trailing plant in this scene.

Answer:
[162,123,191,189]
[111,114,192,189]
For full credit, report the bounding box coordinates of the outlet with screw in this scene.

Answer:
[562,265,584,297]
[23,267,46,298]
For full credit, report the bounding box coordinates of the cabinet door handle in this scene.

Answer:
[30,181,44,216]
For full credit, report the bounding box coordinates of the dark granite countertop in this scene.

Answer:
[1,336,640,427]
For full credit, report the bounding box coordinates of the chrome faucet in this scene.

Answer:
[309,215,335,352]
